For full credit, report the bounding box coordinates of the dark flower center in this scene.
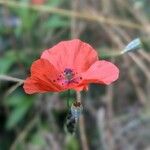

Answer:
[52,68,82,86]
[64,68,74,80]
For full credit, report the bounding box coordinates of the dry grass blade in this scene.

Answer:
[138,50,150,63]
[4,82,23,97]
[10,117,38,150]
[128,53,150,80]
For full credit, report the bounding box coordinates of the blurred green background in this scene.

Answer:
[0,0,150,150]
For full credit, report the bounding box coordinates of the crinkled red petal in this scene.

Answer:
[80,60,119,85]
[41,39,98,73]
[23,59,64,94]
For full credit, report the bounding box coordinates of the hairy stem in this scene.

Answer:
[76,91,89,150]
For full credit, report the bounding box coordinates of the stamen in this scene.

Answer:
[80,77,82,80]
[53,68,81,87]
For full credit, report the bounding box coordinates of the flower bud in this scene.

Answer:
[121,38,142,54]
[71,101,83,120]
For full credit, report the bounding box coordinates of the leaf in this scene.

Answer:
[0,58,13,74]
[0,51,18,74]
[65,135,79,150]
[6,103,28,129]
[43,15,69,29]
[14,7,38,35]
[30,131,46,147]
[6,93,35,129]
[5,92,29,106]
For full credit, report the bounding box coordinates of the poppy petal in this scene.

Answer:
[41,39,98,73]
[23,77,54,94]
[80,60,119,85]
[23,59,64,94]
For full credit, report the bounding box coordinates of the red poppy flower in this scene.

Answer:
[23,39,119,94]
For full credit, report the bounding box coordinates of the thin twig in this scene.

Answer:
[10,117,38,150]
[5,82,23,97]
[138,50,150,63]
[128,53,150,80]
[124,56,147,105]
[0,75,24,83]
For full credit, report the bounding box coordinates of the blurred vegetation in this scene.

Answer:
[0,0,150,150]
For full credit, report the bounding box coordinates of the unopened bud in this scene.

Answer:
[71,101,83,120]
[121,38,142,54]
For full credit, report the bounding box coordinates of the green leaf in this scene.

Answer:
[14,7,38,34]
[0,58,13,74]
[43,15,69,29]
[5,92,29,106]
[6,93,35,129]
[0,51,19,74]
[6,103,28,129]
[65,135,79,150]
[30,131,46,147]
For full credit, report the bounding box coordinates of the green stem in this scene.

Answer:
[67,90,71,109]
